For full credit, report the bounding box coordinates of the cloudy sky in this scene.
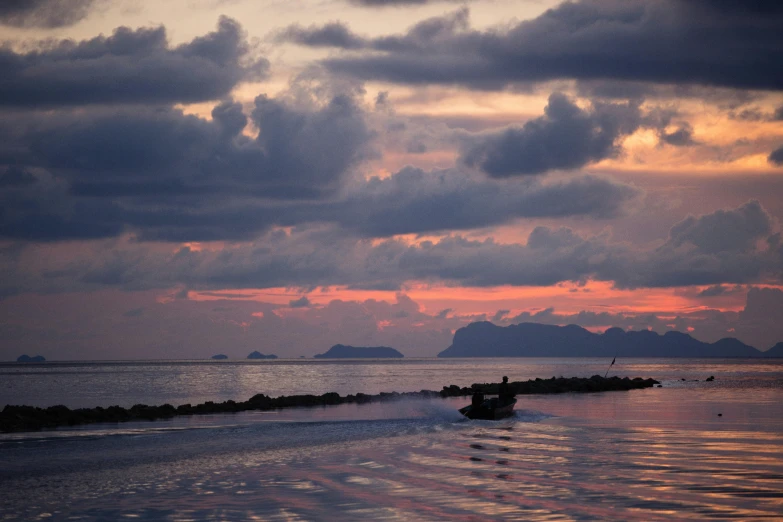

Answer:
[1,0,782,360]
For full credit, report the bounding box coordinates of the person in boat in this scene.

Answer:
[471,390,485,408]
[498,376,514,406]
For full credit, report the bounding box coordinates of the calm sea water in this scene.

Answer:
[1,358,782,520]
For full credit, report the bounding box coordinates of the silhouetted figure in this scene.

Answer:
[472,390,485,408]
[498,376,514,406]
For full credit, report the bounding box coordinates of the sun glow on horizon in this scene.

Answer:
[185,280,770,318]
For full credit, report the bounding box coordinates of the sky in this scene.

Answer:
[1,0,782,360]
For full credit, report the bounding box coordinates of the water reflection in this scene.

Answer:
[2,387,782,520]
[3,357,781,409]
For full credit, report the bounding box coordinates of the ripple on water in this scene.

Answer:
[2,393,782,521]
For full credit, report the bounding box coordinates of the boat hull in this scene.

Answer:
[459,398,516,420]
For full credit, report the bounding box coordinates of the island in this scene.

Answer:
[16,355,46,362]
[247,351,278,360]
[211,354,228,360]
[314,344,404,358]
[438,321,782,358]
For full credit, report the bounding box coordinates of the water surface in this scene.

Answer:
[1,359,781,520]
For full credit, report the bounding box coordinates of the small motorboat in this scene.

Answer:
[459,397,516,420]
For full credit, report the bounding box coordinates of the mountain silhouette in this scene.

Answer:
[438,322,780,358]
[765,342,783,358]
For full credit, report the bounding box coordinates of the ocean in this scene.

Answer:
[1,358,782,520]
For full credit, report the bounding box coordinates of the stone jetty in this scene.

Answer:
[1,375,659,433]
[440,375,660,397]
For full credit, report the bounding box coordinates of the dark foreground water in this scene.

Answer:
[1,359,782,520]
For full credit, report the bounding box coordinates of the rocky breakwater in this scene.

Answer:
[1,375,658,433]
[0,390,439,433]
[439,375,660,397]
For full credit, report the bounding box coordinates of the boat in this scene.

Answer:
[459,397,516,420]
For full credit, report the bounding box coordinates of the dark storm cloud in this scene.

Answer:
[0,0,95,28]
[0,154,639,242]
[0,172,125,241]
[0,17,268,107]
[296,201,774,291]
[730,105,783,122]
[640,106,699,146]
[460,93,642,177]
[389,201,781,289]
[1,69,649,244]
[250,94,373,198]
[0,93,373,241]
[174,201,778,290]
[769,146,783,166]
[276,22,366,49]
[574,80,655,101]
[1,201,781,297]
[323,168,640,236]
[693,1,783,16]
[288,296,312,308]
[28,94,368,203]
[614,201,778,288]
[658,123,696,147]
[397,232,607,287]
[148,225,603,290]
[295,1,783,91]
[667,200,772,254]
[696,284,744,298]
[0,71,646,244]
[277,8,470,55]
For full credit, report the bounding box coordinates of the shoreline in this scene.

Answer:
[1,375,659,433]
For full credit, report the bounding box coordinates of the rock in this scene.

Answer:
[16,355,46,362]
[211,354,228,360]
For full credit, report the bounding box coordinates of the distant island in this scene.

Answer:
[16,355,46,362]
[247,351,278,360]
[314,344,404,359]
[211,354,228,360]
[438,322,783,358]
